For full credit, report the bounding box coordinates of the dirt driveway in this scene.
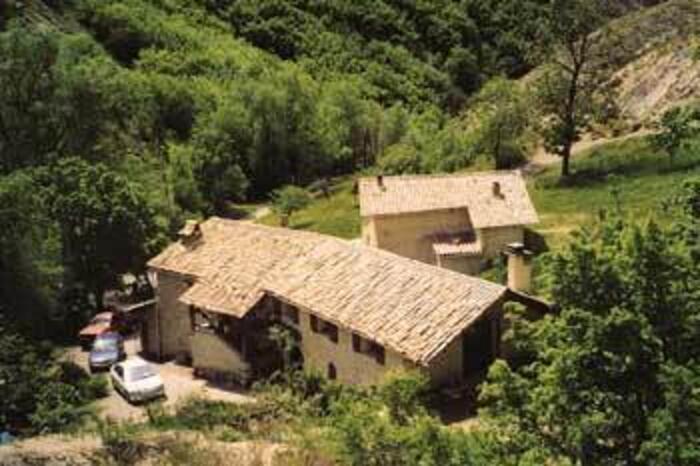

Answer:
[65,335,254,422]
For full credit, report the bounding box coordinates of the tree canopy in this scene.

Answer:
[480,179,700,465]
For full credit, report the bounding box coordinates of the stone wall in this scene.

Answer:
[364,208,473,265]
[190,332,251,381]
[478,226,524,259]
[154,270,192,360]
[426,335,464,386]
[437,254,482,276]
[285,303,415,386]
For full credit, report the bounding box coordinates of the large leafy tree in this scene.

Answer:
[481,179,700,465]
[0,26,66,173]
[40,158,161,308]
[535,0,617,178]
[467,77,531,169]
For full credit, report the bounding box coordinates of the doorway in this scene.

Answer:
[462,316,495,377]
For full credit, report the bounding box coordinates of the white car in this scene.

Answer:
[110,358,165,403]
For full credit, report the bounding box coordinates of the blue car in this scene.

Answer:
[89,332,125,372]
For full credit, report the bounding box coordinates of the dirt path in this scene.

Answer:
[251,206,270,220]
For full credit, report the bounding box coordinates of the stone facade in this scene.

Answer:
[362,212,525,274]
[363,208,474,264]
[478,226,525,259]
[190,332,251,380]
[143,271,192,360]
[289,303,414,386]
[145,275,504,387]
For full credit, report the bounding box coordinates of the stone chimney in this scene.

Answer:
[377,174,385,190]
[492,181,503,198]
[505,242,533,293]
[178,220,203,245]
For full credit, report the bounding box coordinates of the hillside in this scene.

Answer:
[3,1,700,465]
[606,0,700,124]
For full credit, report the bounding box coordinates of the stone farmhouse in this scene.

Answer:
[359,171,539,276]
[144,218,537,388]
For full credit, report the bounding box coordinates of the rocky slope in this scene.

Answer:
[606,0,700,124]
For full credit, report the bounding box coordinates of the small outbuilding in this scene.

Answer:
[359,171,539,275]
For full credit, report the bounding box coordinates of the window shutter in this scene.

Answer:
[375,346,385,365]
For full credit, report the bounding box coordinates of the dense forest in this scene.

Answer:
[2,0,700,464]
[0,0,585,337]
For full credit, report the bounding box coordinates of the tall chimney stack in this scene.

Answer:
[492,181,502,198]
[377,175,385,190]
[505,242,533,293]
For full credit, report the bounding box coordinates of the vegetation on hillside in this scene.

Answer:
[3,3,700,464]
[481,179,700,465]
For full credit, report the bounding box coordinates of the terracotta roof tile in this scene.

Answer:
[358,171,539,228]
[148,218,507,365]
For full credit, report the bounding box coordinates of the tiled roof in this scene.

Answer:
[148,218,507,365]
[358,171,539,229]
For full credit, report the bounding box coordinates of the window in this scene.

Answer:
[327,363,337,380]
[352,333,385,365]
[310,315,338,343]
[352,333,362,352]
[370,344,385,365]
[192,309,217,333]
[323,322,338,343]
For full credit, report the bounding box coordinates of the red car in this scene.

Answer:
[79,312,117,350]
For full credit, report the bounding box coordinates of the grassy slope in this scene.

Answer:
[259,178,361,239]
[258,136,700,251]
[532,136,700,248]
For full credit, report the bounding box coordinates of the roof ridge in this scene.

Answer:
[358,169,523,182]
[208,218,506,291]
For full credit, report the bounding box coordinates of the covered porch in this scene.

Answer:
[187,296,291,387]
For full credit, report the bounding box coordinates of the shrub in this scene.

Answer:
[0,328,105,436]
[271,185,312,220]
[97,419,148,465]
[378,143,422,175]
[378,371,431,425]
[29,383,92,434]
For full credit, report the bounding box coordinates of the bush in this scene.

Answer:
[97,419,148,465]
[29,383,92,434]
[378,143,422,175]
[493,142,527,169]
[270,185,312,223]
[378,371,431,425]
[147,397,269,434]
[0,328,105,436]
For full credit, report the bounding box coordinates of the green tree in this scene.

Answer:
[378,143,422,175]
[271,185,311,226]
[468,77,530,169]
[0,26,65,173]
[41,158,161,308]
[481,181,700,464]
[652,105,700,162]
[0,172,61,336]
[0,325,106,435]
[535,0,615,178]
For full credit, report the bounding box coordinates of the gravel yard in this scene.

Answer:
[65,334,253,422]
